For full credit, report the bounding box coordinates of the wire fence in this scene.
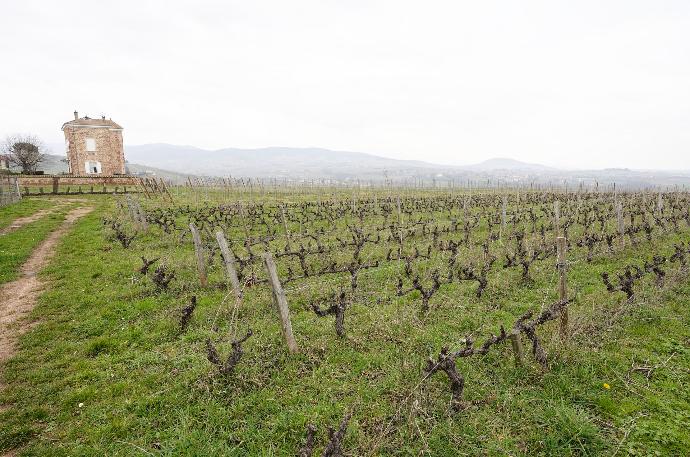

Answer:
[0,176,21,207]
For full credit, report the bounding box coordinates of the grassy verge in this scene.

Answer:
[0,200,688,455]
[0,210,74,285]
[0,199,56,230]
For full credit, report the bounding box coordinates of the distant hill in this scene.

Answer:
[124,144,445,180]
[44,143,560,179]
[463,157,555,172]
[25,153,192,183]
[124,144,565,178]
[30,144,690,188]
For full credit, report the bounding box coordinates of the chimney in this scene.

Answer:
[74,110,78,120]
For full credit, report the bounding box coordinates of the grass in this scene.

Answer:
[0,193,689,455]
[0,199,56,229]
[0,208,77,285]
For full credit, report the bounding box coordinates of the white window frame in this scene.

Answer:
[85,161,102,174]
[85,138,96,152]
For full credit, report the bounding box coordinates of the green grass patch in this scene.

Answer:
[0,211,71,285]
[0,199,56,229]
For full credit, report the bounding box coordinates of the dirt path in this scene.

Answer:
[0,198,89,236]
[0,204,94,456]
[0,206,94,364]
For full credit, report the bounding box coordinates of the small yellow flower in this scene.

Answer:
[603,383,611,390]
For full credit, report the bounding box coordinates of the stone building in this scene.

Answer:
[62,111,125,175]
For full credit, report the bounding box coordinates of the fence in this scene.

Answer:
[0,176,21,206]
[16,175,169,198]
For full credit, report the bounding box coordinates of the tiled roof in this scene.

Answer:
[62,117,123,129]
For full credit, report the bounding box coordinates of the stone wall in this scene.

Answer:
[0,176,21,206]
[18,175,140,188]
[64,125,125,175]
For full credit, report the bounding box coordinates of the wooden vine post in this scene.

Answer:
[139,177,151,199]
[137,202,148,231]
[396,195,403,244]
[263,252,299,353]
[616,201,625,248]
[215,230,242,305]
[557,236,568,340]
[126,195,147,231]
[554,200,560,237]
[509,332,524,367]
[501,195,507,239]
[159,178,174,202]
[189,223,208,287]
[280,205,292,251]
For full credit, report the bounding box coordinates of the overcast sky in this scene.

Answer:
[1,1,689,169]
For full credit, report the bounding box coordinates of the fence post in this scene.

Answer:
[554,200,560,237]
[280,205,292,251]
[501,195,507,238]
[396,195,403,244]
[616,201,625,247]
[125,195,137,221]
[263,252,298,353]
[126,196,148,231]
[139,178,151,199]
[52,176,59,194]
[510,333,524,367]
[159,178,174,202]
[557,236,568,340]
[215,230,242,303]
[189,223,208,287]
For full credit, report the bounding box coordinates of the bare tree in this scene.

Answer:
[2,134,46,174]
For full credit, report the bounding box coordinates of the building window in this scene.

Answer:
[85,138,96,152]
[85,161,102,174]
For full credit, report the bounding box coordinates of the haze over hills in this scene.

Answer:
[123,144,445,179]
[121,144,690,188]
[462,157,556,172]
[40,143,690,188]
[122,144,561,176]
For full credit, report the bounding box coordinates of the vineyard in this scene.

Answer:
[1,186,690,455]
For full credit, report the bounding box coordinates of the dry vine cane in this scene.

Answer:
[205,329,253,376]
[397,269,449,313]
[138,256,159,275]
[513,299,571,368]
[179,296,197,332]
[503,230,542,281]
[151,264,175,290]
[311,291,348,337]
[456,253,496,298]
[426,299,570,410]
[670,242,690,270]
[299,412,352,457]
[601,255,667,299]
[106,219,136,248]
[643,255,667,287]
[424,325,513,411]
